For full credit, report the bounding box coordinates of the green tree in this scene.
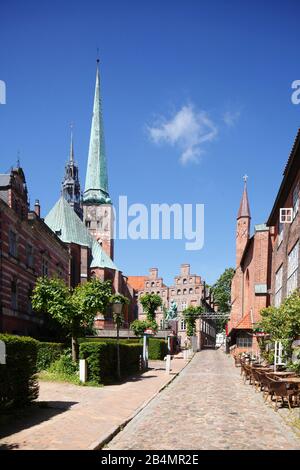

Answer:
[130,319,158,337]
[32,277,113,361]
[211,267,234,332]
[140,293,162,323]
[183,306,203,337]
[256,290,300,356]
[110,293,130,380]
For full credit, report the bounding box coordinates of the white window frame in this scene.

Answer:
[287,241,299,297]
[274,265,283,307]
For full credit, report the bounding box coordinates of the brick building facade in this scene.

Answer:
[129,264,216,349]
[229,129,300,354]
[0,167,70,335]
[267,129,300,308]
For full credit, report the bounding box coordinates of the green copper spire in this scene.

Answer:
[83,62,111,204]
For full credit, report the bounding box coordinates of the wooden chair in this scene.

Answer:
[267,379,299,411]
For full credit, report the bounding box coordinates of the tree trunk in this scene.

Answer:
[71,336,78,362]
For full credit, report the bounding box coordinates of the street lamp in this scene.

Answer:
[112,300,123,381]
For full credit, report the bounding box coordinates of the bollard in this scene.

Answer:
[79,359,87,383]
[165,354,171,374]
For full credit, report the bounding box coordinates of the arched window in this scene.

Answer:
[183,288,187,295]
[244,269,250,316]
[183,278,187,284]
[189,288,193,294]
[177,289,181,295]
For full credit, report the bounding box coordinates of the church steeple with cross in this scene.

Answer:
[236,175,251,266]
[82,61,114,260]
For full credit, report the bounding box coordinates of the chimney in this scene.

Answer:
[180,264,190,276]
[34,199,40,217]
[149,268,158,279]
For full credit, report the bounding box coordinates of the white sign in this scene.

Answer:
[0,340,6,364]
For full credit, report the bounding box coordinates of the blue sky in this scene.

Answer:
[0,0,299,285]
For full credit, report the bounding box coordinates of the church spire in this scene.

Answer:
[237,175,251,219]
[69,126,74,163]
[61,129,83,220]
[83,61,111,205]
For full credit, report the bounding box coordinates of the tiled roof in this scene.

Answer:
[235,312,253,330]
[127,276,147,291]
[45,196,117,270]
[237,184,251,219]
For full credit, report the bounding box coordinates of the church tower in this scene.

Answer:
[61,130,83,220]
[236,176,251,266]
[83,61,114,260]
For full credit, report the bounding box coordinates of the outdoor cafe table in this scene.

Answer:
[278,377,300,383]
[266,371,296,376]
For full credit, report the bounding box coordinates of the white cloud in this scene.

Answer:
[147,104,218,165]
[223,110,240,127]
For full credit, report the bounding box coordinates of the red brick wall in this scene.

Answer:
[0,199,69,336]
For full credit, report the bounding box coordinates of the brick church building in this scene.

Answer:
[45,62,135,328]
[0,62,135,335]
[228,129,300,354]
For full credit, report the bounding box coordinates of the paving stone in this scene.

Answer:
[106,349,300,450]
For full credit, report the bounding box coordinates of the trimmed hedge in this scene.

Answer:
[37,342,64,372]
[147,338,168,360]
[79,341,142,384]
[0,334,39,408]
[78,337,139,344]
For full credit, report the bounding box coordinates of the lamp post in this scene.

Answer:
[112,300,123,381]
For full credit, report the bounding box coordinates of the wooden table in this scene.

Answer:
[265,371,296,376]
[279,377,300,383]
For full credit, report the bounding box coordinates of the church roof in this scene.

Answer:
[83,64,111,204]
[45,196,117,270]
[127,276,147,291]
[237,183,251,219]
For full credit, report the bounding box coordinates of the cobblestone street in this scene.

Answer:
[106,349,300,450]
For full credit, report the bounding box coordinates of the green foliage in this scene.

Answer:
[211,267,235,333]
[130,319,158,337]
[31,277,113,359]
[49,349,78,375]
[0,334,39,408]
[36,342,64,372]
[79,341,142,384]
[183,306,203,337]
[147,338,168,360]
[257,290,300,356]
[140,293,162,322]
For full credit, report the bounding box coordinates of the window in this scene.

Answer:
[42,258,49,277]
[293,184,299,220]
[236,334,252,348]
[182,301,187,311]
[183,278,187,284]
[180,319,186,330]
[189,288,193,294]
[85,220,91,228]
[26,243,33,267]
[277,221,283,246]
[274,265,283,307]
[9,230,17,257]
[11,280,17,310]
[287,241,299,296]
[183,288,187,295]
